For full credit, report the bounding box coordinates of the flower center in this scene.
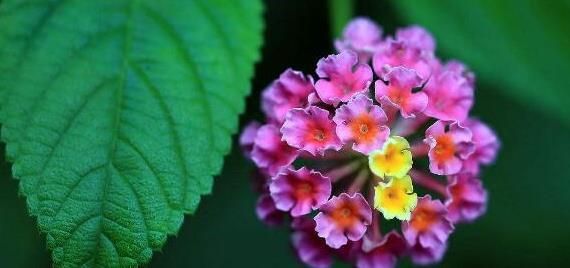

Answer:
[368,136,413,178]
[434,134,456,162]
[360,123,369,134]
[331,204,357,228]
[349,115,378,143]
[411,208,437,231]
[313,129,325,141]
[294,182,313,200]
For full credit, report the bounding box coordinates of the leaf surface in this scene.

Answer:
[0,0,262,266]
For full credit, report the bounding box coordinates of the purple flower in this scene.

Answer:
[372,39,432,82]
[240,18,500,267]
[396,25,436,52]
[446,173,488,223]
[251,124,299,176]
[262,69,315,124]
[423,70,474,121]
[335,17,383,63]
[375,67,428,118]
[314,193,372,248]
[256,193,286,226]
[315,51,373,105]
[462,118,500,174]
[402,195,454,249]
[424,120,475,175]
[239,121,261,157]
[270,167,332,217]
[409,241,447,265]
[356,232,407,268]
[291,217,334,268]
[281,106,343,156]
[333,94,390,154]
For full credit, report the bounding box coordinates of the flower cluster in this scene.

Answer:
[241,17,499,267]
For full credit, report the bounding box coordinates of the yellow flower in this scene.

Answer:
[374,175,418,221]
[368,136,413,179]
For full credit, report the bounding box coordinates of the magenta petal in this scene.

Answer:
[462,118,500,174]
[402,195,454,249]
[291,217,333,268]
[256,194,286,226]
[409,242,447,265]
[314,193,372,249]
[372,40,432,82]
[396,25,435,51]
[281,106,343,156]
[262,69,315,124]
[424,70,474,121]
[251,124,299,176]
[335,17,383,63]
[446,173,488,223]
[357,232,406,268]
[333,94,390,154]
[315,51,373,105]
[269,167,332,217]
[239,121,261,157]
[375,67,427,118]
[425,121,475,175]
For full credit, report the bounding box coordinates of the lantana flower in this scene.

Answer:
[270,167,331,217]
[424,120,475,175]
[402,195,454,265]
[281,106,342,156]
[368,136,413,179]
[314,193,372,248]
[262,69,315,124]
[240,17,499,267]
[374,66,428,118]
[373,175,418,221]
[333,94,390,154]
[446,173,488,223]
[335,17,383,63]
[314,50,373,105]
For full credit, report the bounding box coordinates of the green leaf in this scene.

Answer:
[391,0,570,125]
[0,0,262,266]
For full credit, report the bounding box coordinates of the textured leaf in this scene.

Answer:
[0,0,262,266]
[391,0,570,125]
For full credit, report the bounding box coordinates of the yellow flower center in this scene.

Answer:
[374,175,418,221]
[368,136,413,178]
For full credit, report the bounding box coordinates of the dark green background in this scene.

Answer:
[1,0,569,267]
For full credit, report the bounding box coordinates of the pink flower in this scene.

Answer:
[375,67,428,118]
[462,118,500,174]
[241,18,500,267]
[356,232,407,268]
[314,193,372,248]
[314,51,373,105]
[395,25,435,52]
[335,17,383,63]
[446,173,488,223]
[262,69,315,124]
[239,121,261,157]
[442,60,475,87]
[333,94,390,154]
[256,194,286,226]
[251,124,299,176]
[424,120,475,175]
[281,106,343,156]
[269,167,332,217]
[423,70,474,121]
[372,40,432,81]
[409,242,447,265]
[402,195,454,249]
[291,217,334,268]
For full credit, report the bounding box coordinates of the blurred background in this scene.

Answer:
[1,0,569,267]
